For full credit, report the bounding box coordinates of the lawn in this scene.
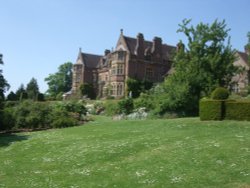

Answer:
[0,116,250,188]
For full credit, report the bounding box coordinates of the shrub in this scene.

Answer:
[118,98,134,115]
[103,100,119,116]
[211,87,229,100]
[0,100,87,131]
[51,117,78,128]
[225,101,250,121]
[199,99,223,120]
[134,93,154,111]
[1,107,16,130]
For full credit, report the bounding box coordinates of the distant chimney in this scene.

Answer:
[104,49,111,56]
[135,33,144,59]
[151,37,162,57]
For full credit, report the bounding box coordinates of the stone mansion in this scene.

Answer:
[71,30,175,98]
[69,30,249,99]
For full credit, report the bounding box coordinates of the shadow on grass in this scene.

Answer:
[0,133,29,147]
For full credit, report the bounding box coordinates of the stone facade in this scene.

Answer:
[231,50,249,92]
[72,30,175,98]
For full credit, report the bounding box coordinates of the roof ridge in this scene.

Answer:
[81,52,102,57]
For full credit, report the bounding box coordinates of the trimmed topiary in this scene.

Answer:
[225,101,250,121]
[199,99,223,121]
[211,87,229,100]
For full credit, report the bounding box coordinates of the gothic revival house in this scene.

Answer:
[71,30,175,98]
[232,49,249,92]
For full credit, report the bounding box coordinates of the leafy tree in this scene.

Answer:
[126,78,141,98]
[26,77,39,100]
[126,78,154,98]
[80,83,95,99]
[7,91,17,101]
[45,62,73,98]
[160,19,238,115]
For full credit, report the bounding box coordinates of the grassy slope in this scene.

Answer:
[0,117,249,188]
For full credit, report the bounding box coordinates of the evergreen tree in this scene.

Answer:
[26,78,39,100]
[16,84,26,100]
[0,54,9,100]
[7,91,17,101]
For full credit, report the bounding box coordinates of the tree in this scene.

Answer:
[80,83,95,99]
[26,77,39,100]
[45,62,73,98]
[7,91,17,101]
[160,19,238,114]
[0,54,9,100]
[15,84,27,100]
[0,53,10,127]
[246,32,250,63]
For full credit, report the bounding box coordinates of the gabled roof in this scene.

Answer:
[81,52,102,68]
[237,51,249,65]
[123,35,176,59]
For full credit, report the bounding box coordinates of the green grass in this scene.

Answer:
[0,117,250,188]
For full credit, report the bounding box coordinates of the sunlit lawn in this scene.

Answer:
[0,116,249,188]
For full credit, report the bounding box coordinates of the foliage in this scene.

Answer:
[126,78,141,98]
[7,91,17,101]
[80,83,96,99]
[0,54,10,101]
[0,100,87,131]
[118,98,134,114]
[37,93,45,101]
[15,84,26,100]
[148,19,238,115]
[199,99,223,120]
[126,78,153,98]
[103,100,119,116]
[26,77,39,100]
[246,31,250,63]
[1,117,250,187]
[134,93,154,110]
[225,101,250,121]
[211,87,229,100]
[45,62,73,99]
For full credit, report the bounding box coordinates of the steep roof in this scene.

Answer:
[123,35,176,59]
[237,51,249,65]
[81,53,102,68]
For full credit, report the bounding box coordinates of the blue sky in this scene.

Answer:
[1,0,250,94]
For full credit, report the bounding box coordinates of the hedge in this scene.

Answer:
[225,101,250,121]
[199,99,223,121]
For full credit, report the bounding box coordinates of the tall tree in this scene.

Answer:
[26,77,39,100]
[45,62,73,98]
[161,19,238,114]
[246,32,250,63]
[0,54,9,100]
[15,84,27,100]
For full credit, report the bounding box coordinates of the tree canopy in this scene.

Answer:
[45,62,73,98]
[156,19,238,115]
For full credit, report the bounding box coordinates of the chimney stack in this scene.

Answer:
[104,49,111,56]
[151,37,162,58]
[135,33,144,59]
